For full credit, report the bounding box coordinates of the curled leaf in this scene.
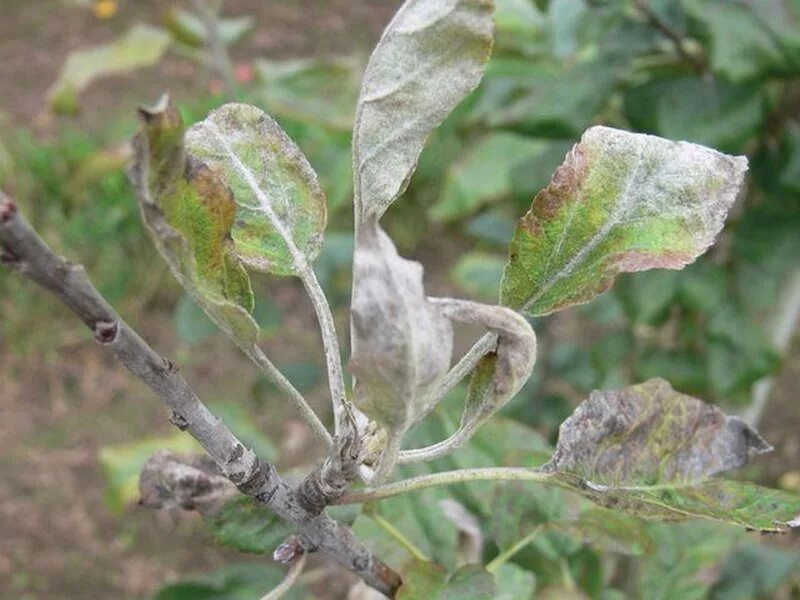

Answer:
[543,379,800,532]
[353,0,495,221]
[129,96,259,345]
[138,450,237,515]
[184,103,327,276]
[501,126,748,315]
[434,298,536,425]
[349,221,453,437]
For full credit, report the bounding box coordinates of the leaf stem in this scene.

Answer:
[244,344,333,450]
[260,552,307,600]
[299,267,353,435]
[369,511,430,562]
[486,526,543,574]
[435,332,496,401]
[335,468,553,505]
[193,0,238,98]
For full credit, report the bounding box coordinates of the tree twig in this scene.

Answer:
[0,194,401,598]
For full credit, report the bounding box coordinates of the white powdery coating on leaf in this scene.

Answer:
[185,103,326,273]
[584,126,748,258]
[353,0,494,222]
[349,222,453,431]
[520,126,748,313]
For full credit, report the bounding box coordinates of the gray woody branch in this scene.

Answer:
[0,193,401,598]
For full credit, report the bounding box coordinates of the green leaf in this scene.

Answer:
[256,58,360,131]
[430,133,547,223]
[710,542,800,599]
[501,126,747,316]
[637,521,742,600]
[155,563,305,600]
[130,97,259,346]
[185,103,327,276]
[543,378,800,531]
[207,496,293,554]
[397,561,449,599]
[163,9,253,49]
[493,563,536,600]
[442,565,495,599]
[174,294,219,345]
[353,0,495,221]
[475,60,617,138]
[99,432,201,514]
[624,77,765,154]
[465,212,516,246]
[450,252,506,301]
[49,25,171,114]
[397,562,495,600]
[614,270,680,325]
[684,0,800,81]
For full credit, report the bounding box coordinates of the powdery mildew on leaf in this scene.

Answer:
[129,97,259,345]
[349,221,453,434]
[353,0,494,222]
[501,126,748,315]
[542,379,800,532]
[185,103,326,276]
[547,378,771,485]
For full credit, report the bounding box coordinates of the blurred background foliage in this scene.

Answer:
[1,0,799,598]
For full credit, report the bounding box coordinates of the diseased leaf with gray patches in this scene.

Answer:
[501,126,748,316]
[353,0,495,222]
[185,103,326,276]
[546,378,771,485]
[138,450,237,516]
[541,379,800,532]
[349,221,453,435]
[129,96,259,345]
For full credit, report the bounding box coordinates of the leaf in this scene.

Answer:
[99,431,201,514]
[442,565,495,599]
[637,521,743,600]
[155,563,305,600]
[683,0,800,81]
[397,562,495,600]
[256,58,361,131]
[163,9,253,49]
[49,24,171,114]
[450,252,506,301]
[207,496,293,554]
[474,60,618,138]
[130,97,259,346]
[465,212,516,246]
[349,221,453,435]
[174,294,219,345]
[430,133,547,223]
[184,103,327,276]
[352,0,495,222]
[624,77,765,154]
[501,126,748,316]
[614,270,680,326]
[709,542,800,600]
[138,450,237,515]
[542,378,800,531]
[493,563,536,600]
